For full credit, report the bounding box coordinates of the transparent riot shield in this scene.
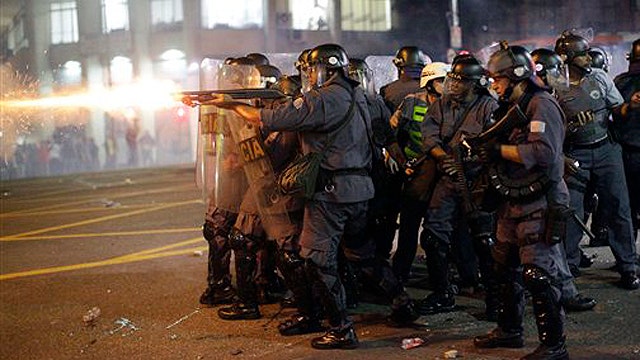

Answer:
[218,64,294,240]
[196,58,248,213]
[364,55,397,94]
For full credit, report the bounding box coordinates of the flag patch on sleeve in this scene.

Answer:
[530,121,546,133]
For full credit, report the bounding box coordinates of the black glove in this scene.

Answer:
[476,143,501,164]
[436,154,463,178]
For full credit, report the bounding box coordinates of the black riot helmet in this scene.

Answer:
[308,43,349,69]
[348,58,375,96]
[487,41,534,82]
[393,46,426,68]
[307,43,350,87]
[256,64,282,88]
[629,39,640,64]
[588,47,609,72]
[531,48,563,78]
[555,30,590,63]
[246,53,270,66]
[531,48,567,89]
[449,55,488,87]
[271,75,301,97]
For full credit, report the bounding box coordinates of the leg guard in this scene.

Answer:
[523,264,564,347]
[203,220,232,287]
[421,230,450,293]
[494,262,525,335]
[276,248,316,317]
[229,228,259,306]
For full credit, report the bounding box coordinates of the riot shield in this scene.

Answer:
[196,59,249,213]
[218,64,294,240]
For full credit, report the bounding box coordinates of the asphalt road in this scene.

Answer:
[1,166,639,360]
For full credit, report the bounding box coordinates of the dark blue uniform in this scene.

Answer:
[556,69,637,276]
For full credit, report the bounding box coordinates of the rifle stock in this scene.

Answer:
[466,104,528,151]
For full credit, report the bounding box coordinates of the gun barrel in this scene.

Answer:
[179,88,285,100]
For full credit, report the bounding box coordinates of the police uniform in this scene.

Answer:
[418,92,498,313]
[477,83,570,354]
[261,73,374,330]
[556,68,637,277]
[261,71,417,338]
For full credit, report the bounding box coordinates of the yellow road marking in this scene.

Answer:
[0,203,157,218]
[0,242,208,281]
[1,199,200,240]
[118,238,205,260]
[0,228,201,242]
[1,184,198,216]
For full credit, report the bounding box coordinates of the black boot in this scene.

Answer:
[311,326,359,350]
[199,281,236,306]
[420,234,454,314]
[388,293,419,327]
[562,293,597,312]
[474,328,525,348]
[620,271,640,290]
[278,314,325,336]
[476,264,525,348]
[217,303,261,320]
[521,337,569,360]
[416,291,455,315]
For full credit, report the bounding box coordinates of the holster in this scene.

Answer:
[543,205,572,245]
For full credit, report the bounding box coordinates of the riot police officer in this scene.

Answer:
[207,44,417,350]
[554,31,639,290]
[388,62,450,283]
[530,48,597,312]
[375,46,429,263]
[474,41,569,360]
[613,39,640,242]
[418,56,499,318]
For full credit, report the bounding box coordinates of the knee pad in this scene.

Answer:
[522,264,551,293]
[203,221,230,243]
[228,227,260,254]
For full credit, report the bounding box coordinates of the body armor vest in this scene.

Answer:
[556,75,609,146]
[401,93,428,159]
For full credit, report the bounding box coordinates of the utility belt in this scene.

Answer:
[316,167,369,192]
[566,134,610,151]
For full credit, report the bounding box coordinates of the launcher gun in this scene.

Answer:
[179,88,286,105]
